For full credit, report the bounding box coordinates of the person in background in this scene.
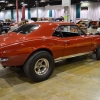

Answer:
[96,18,100,34]
[70,20,72,22]
[60,16,64,21]
[87,19,92,28]
[55,16,64,22]
[87,19,93,34]
[98,18,100,27]
[18,18,27,26]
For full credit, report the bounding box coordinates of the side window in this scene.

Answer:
[70,25,85,35]
[52,26,63,37]
[13,24,39,34]
[77,27,85,35]
[52,25,85,38]
[59,25,80,37]
[64,25,85,36]
[70,26,78,33]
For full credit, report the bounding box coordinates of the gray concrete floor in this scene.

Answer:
[0,54,100,100]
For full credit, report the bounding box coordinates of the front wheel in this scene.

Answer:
[24,51,54,82]
[96,46,100,60]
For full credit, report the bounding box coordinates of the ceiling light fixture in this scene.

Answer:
[21,2,24,5]
[23,3,28,6]
[5,0,8,3]
[7,4,14,7]
[21,2,28,6]
[40,0,46,2]
[0,0,5,3]
[80,0,89,3]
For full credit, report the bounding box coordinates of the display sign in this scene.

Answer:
[62,0,71,6]
[64,16,68,20]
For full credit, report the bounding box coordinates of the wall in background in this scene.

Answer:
[0,5,76,22]
[70,5,76,22]
[31,7,49,18]
[1,3,100,22]
[0,10,11,20]
[13,9,28,22]
[52,5,76,22]
[80,2,100,21]
[30,8,37,18]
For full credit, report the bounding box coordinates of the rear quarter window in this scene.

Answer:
[12,24,39,34]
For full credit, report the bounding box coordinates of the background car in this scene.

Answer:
[0,22,10,34]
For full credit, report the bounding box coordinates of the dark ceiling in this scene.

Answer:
[0,0,100,10]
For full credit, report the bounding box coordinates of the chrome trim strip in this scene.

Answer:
[55,52,92,63]
[0,58,9,62]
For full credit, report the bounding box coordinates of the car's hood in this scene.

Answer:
[0,32,26,47]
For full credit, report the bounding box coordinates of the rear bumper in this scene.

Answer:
[1,54,29,67]
[0,58,9,62]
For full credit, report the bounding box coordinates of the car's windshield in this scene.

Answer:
[12,24,39,34]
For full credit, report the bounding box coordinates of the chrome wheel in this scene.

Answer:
[34,58,49,75]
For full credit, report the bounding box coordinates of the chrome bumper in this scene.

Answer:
[0,58,9,62]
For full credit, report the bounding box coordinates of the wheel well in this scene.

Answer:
[24,48,53,65]
[94,45,100,53]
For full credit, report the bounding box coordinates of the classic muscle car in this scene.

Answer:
[0,22,100,82]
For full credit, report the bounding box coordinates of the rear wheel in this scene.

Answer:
[0,30,2,35]
[24,51,54,82]
[96,46,100,60]
[5,30,8,33]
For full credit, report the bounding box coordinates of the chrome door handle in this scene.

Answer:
[65,40,70,43]
[77,44,80,46]
[65,40,70,45]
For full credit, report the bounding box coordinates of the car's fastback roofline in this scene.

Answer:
[29,22,75,26]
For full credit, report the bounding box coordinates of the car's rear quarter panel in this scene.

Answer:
[89,35,100,51]
[1,22,76,66]
[1,37,46,66]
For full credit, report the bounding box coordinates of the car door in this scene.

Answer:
[51,25,80,59]
[62,25,92,57]
[51,29,66,59]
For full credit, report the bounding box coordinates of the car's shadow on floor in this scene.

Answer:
[0,53,97,86]
[50,53,97,79]
[55,53,96,68]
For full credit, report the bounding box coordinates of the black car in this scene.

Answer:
[0,22,10,34]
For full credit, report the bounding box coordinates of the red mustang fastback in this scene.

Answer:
[0,22,100,82]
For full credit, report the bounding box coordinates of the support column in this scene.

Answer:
[36,1,39,18]
[22,5,25,19]
[16,0,19,23]
[36,7,38,18]
[11,9,14,19]
[28,8,31,19]
[62,0,71,22]
[76,4,81,18]
[49,10,52,17]
[54,10,56,21]
[64,6,70,22]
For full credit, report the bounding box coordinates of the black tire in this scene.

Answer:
[96,46,100,60]
[5,30,8,33]
[23,51,54,82]
[0,30,2,35]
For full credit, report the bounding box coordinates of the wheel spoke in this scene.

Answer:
[38,68,41,73]
[34,58,49,75]
[41,65,46,68]
[40,60,44,66]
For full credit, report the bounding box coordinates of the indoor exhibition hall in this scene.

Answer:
[0,0,100,100]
